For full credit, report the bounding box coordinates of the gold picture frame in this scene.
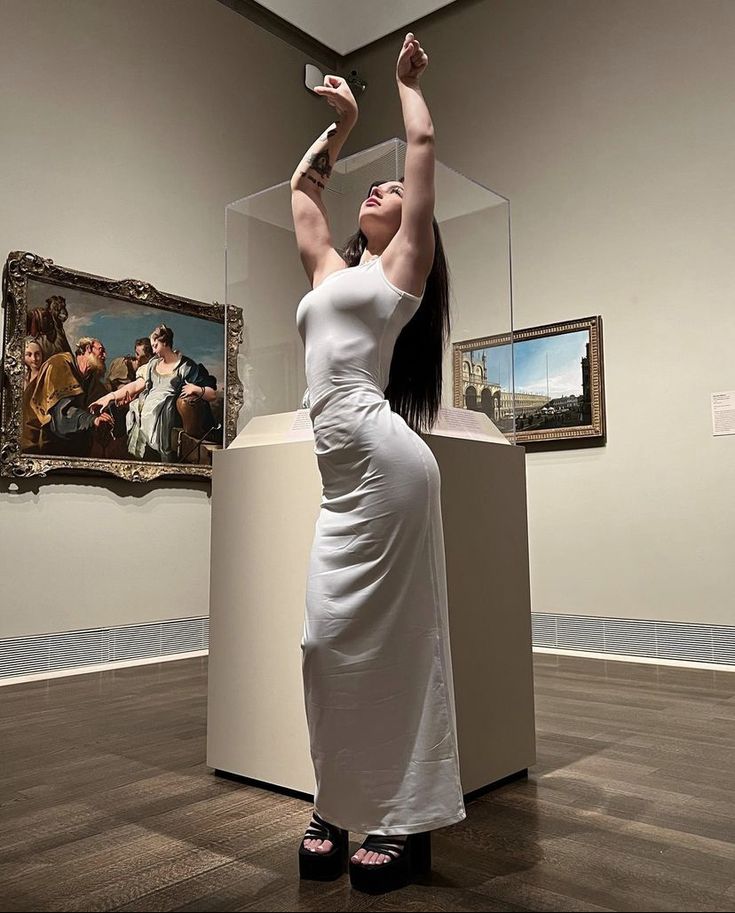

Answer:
[453,316,605,445]
[1,250,244,482]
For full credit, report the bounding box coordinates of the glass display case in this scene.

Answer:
[225,138,515,439]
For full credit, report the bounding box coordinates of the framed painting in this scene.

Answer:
[453,315,605,444]
[1,251,243,481]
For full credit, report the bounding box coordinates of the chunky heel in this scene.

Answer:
[409,830,432,877]
[298,811,349,881]
[349,831,432,894]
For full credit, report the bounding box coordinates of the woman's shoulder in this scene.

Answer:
[177,353,198,371]
[140,357,159,377]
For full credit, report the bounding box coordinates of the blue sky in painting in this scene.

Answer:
[469,329,589,398]
[27,280,225,385]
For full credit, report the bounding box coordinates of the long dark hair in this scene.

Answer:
[341,179,450,435]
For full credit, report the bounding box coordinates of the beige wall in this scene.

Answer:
[3,0,733,640]
[347,0,735,625]
[0,0,330,637]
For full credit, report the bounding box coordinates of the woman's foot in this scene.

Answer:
[298,810,349,881]
[351,834,407,865]
[349,832,431,893]
[303,811,335,854]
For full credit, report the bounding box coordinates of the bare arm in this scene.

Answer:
[382,34,436,294]
[396,80,435,257]
[113,376,145,402]
[181,382,217,403]
[290,77,358,285]
[289,116,352,195]
[90,376,145,411]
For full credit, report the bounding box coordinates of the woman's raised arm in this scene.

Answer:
[290,76,358,286]
[382,34,436,292]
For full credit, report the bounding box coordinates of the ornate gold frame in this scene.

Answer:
[453,315,606,445]
[1,251,243,482]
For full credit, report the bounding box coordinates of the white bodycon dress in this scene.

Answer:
[295,254,466,836]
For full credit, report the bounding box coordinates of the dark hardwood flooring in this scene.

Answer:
[0,653,733,912]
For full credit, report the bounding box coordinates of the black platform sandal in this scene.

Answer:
[298,810,350,881]
[348,831,431,894]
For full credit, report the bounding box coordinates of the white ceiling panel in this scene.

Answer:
[252,0,459,55]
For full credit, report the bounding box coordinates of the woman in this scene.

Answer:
[21,337,46,452]
[23,336,44,384]
[90,324,216,463]
[292,33,466,895]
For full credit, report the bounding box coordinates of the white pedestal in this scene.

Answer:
[207,408,536,798]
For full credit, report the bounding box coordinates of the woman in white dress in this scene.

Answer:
[291,34,466,894]
[91,324,217,462]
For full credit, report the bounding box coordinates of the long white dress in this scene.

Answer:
[295,255,466,837]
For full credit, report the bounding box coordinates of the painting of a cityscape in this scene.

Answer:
[453,316,605,444]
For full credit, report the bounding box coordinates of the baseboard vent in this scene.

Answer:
[2,613,732,680]
[531,613,734,666]
[0,617,209,680]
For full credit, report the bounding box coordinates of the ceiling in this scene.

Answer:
[221,0,461,59]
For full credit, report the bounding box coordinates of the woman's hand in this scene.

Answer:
[181,383,204,400]
[312,75,358,125]
[396,32,428,86]
[89,392,114,413]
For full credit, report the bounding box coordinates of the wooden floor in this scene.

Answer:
[0,653,733,912]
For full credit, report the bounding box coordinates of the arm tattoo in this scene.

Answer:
[300,172,326,190]
[308,150,332,179]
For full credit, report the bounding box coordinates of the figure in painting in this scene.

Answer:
[23,336,45,385]
[91,323,217,463]
[26,295,73,360]
[23,336,113,455]
[106,337,153,390]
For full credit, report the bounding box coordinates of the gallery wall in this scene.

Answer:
[0,0,333,638]
[2,0,733,649]
[345,0,735,626]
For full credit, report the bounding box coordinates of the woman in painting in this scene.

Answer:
[23,336,44,385]
[21,336,46,451]
[90,323,217,463]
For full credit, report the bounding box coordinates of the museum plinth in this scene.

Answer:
[206,407,536,799]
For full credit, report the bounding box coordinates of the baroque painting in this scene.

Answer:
[1,251,243,481]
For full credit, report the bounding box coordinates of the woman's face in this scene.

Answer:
[24,342,43,371]
[358,181,404,238]
[151,335,169,357]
